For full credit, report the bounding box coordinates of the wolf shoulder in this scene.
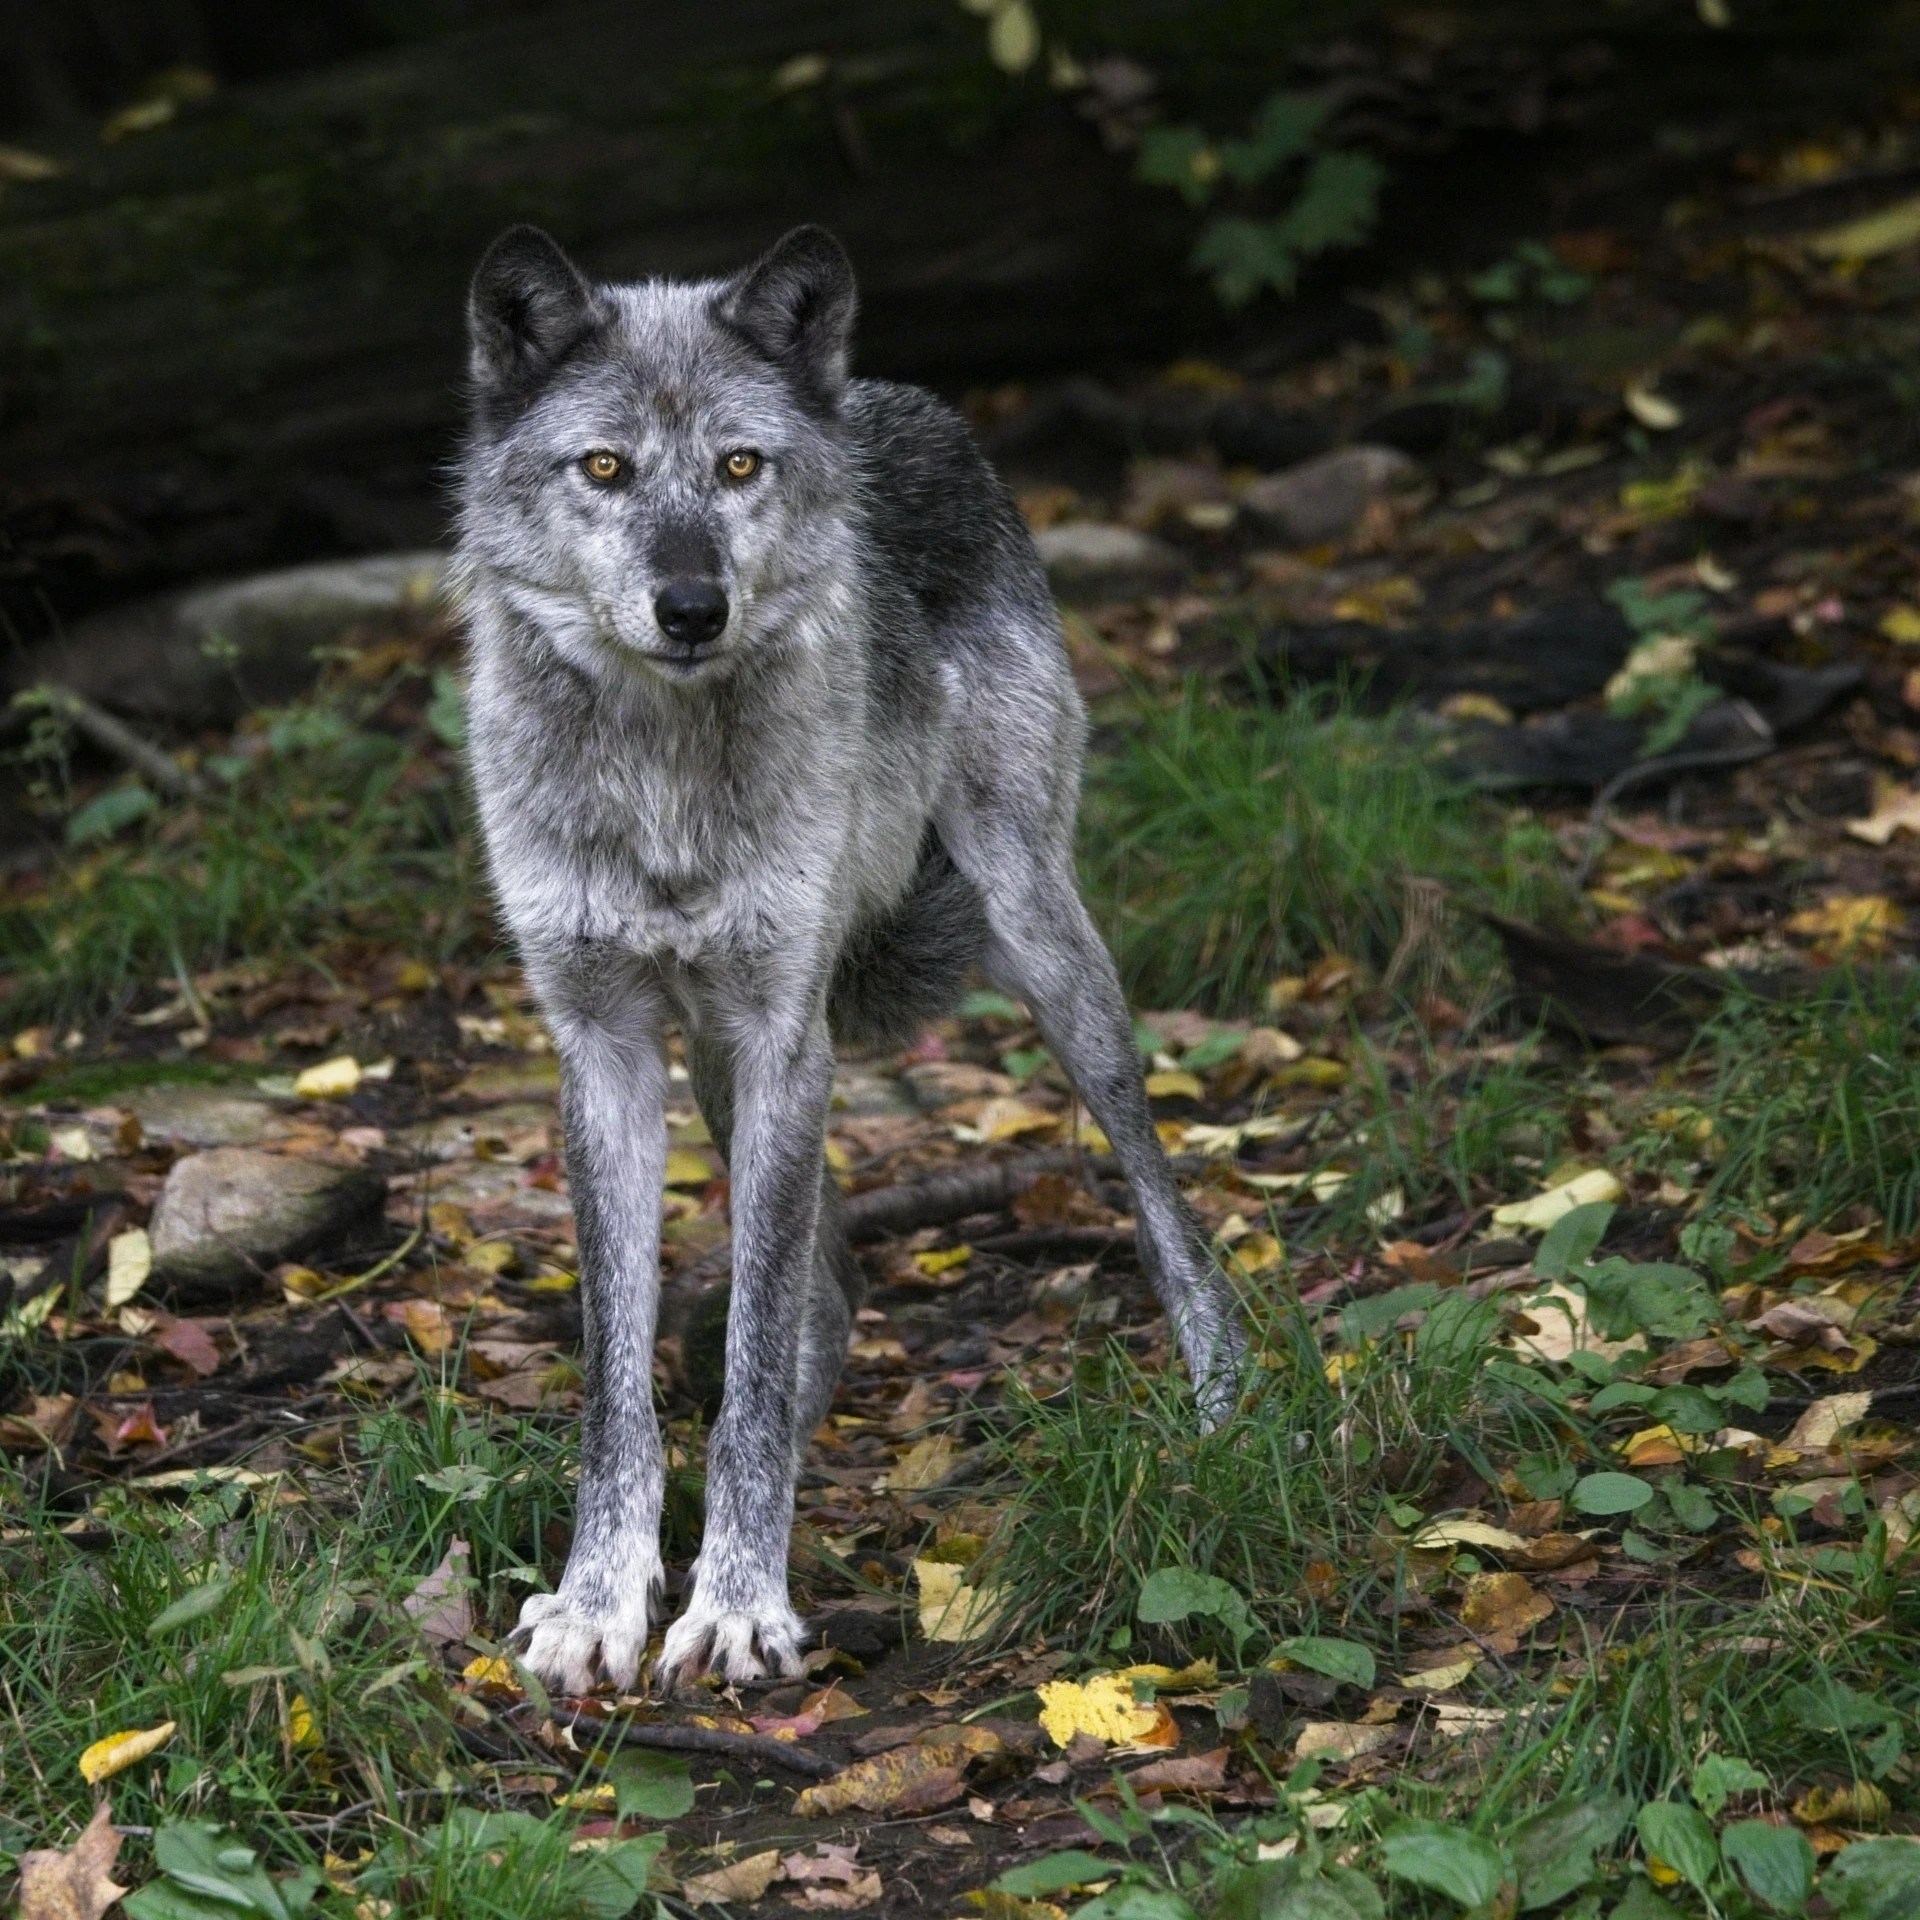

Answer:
[842,379,1054,638]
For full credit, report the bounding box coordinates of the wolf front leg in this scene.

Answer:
[512,957,670,1694]
[656,1010,833,1687]
[957,838,1245,1423]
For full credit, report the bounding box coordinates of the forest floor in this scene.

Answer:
[11,66,1920,1920]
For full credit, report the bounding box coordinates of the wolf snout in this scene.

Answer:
[653,580,729,647]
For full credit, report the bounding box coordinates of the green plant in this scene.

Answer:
[1604,574,1723,756]
[1079,678,1569,1013]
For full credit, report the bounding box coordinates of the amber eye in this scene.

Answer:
[722,449,761,482]
[582,450,624,484]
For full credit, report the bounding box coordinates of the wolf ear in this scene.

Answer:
[468,225,601,396]
[719,226,856,410]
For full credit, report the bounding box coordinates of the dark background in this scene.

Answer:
[1,0,1915,653]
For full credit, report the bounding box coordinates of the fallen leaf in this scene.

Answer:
[1292,1721,1394,1763]
[1753,1299,1853,1349]
[1847,782,1920,846]
[293,1055,362,1099]
[152,1317,222,1377]
[1458,1572,1554,1650]
[1511,1284,1643,1364]
[1880,604,1920,645]
[1431,1704,1508,1738]
[1786,894,1901,958]
[1808,193,1920,259]
[78,1721,176,1784]
[912,1246,972,1280]
[914,1560,1005,1643]
[1512,1533,1601,1573]
[395,1298,453,1355]
[664,1147,715,1188]
[795,1735,991,1817]
[0,1394,79,1453]
[1624,381,1683,430]
[1793,1782,1890,1827]
[1492,1168,1624,1232]
[968,1098,1059,1143]
[403,1537,472,1647]
[1785,1392,1874,1454]
[683,1850,786,1905]
[1120,1747,1230,1794]
[15,1802,128,1920]
[1037,1673,1162,1749]
[288,1693,321,1749]
[1411,1520,1527,1553]
[1398,1654,1479,1692]
[104,1229,151,1309]
[1143,1069,1204,1101]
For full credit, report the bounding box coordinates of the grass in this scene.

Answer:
[1,661,486,1029]
[1079,675,1571,1015]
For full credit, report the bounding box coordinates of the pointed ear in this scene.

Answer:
[467,225,602,396]
[717,226,856,410]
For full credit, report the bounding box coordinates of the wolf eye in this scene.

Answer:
[721,449,761,482]
[582,450,624,484]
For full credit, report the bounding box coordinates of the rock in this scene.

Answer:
[16,552,449,725]
[1031,523,1186,602]
[1238,445,1419,546]
[122,1083,293,1149]
[149,1147,385,1302]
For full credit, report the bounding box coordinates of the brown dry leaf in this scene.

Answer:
[402,1537,472,1648]
[0,1394,79,1453]
[15,1801,128,1920]
[682,1850,786,1906]
[1458,1572,1554,1651]
[1120,1747,1230,1795]
[1512,1533,1600,1573]
[887,1378,945,1434]
[799,1684,869,1725]
[152,1317,222,1377]
[77,1722,176,1785]
[1785,1392,1874,1454]
[1752,1299,1854,1349]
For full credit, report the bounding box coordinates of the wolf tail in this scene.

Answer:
[828,831,989,1051]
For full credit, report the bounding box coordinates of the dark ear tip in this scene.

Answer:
[765,224,854,281]
[473,223,574,284]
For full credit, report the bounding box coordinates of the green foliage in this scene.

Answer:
[1079,679,1569,1013]
[1604,574,1724,757]
[1137,1566,1256,1663]
[123,1823,320,1920]
[355,1808,660,1919]
[0,677,481,1027]
[1137,92,1384,305]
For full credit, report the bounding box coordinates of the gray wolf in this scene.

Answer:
[455,222,1244,1691]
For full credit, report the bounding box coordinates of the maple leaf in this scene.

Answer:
[15,1801,128,1920]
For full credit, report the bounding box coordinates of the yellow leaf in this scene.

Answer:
[1491,1168,1624,1231]
[1624,382,1683,430]
[986,0,1040,73]
[1438,692,1515,725]
[289,1693,321,1749]
[524,1271,577,1293]
[554,1783,616,1811]
[78,1720,177,1784]
[914,1560,1004,1643]
[460,1656,521,1693]
[464,1239,516,1274]
[1271,1057,1348,1089]
[1226,1232,1284,1277]
[664,1147,715,1188]
[1848,780,1920,848]
[885,1434,957,1492]
[1331,576,1423,626]
[973,1098,1059,1143]
[1411,1519,1527,1552]
[1879,604,1920,644]
[1784,1392,1873,1454]
[1787,894,1901,957]
[1117,1659,1217,1689]
[1398,1654,1479,1692]
[1143,1069,1204,1101]
[293,1055,361,1100]
[104,1228,152,1309]
[1292,1721,1393,1763]
[913,1245,972,1278]
[1036,1673,1161,1748]
[1809,193,1920,260]
[1622,1423,1698,1467]
[1647,1857,1684,1887]
[1793,1781,1891,1827]
[795,1734,993,1817]
[1459,1571,1554,1640]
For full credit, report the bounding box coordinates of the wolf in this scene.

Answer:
[455,222,1244,1692]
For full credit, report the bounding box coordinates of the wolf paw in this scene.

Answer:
[655,1592,806,1690]
[512,1588,654,1696]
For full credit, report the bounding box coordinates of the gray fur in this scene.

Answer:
[455,223,1243,1692]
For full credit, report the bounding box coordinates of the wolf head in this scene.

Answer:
[459,225,859,684]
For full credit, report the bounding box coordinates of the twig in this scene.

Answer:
[283,1785,474,1832]
[554,1709,840,1778]
[968,1227,1133,1258]
[115,1413,264,1477]
[306,1223,425,1305]
[33,682,204,798]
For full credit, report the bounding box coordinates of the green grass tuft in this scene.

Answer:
[1078,677,1570,1015]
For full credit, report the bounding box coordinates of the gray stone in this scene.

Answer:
[1238,445,1419,546]
[17,551,449,724]
[1030,523,1186,602]
[123,1083,293,1149]
[150,1147,386,1301]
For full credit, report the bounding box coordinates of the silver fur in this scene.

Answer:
[455,224,1243,1692]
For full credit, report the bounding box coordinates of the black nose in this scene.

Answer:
[653,580,728,647]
